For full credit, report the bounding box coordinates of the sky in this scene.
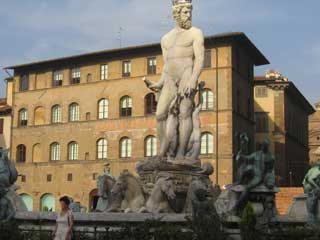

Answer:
[0,0,319,104]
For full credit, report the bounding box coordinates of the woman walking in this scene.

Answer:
[53,196,74,240]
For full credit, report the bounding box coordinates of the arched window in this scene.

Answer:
[120,96,132,117]
[69,103,80,122]
[87,73,92,82]
[201,132,214,155]
[16,144,26,163]
[32,143,41,163]
[97,138,107,160]
[51,105,62,123]
[201,89,214,111]
[50,142,60,161]
[68,141,78,160]
[98,99,109,119]
[40,193,55,212]
[120,137,132,158]
[34,106,45,125]
[20,193,33,211]
[20,75,29,91]
[145,136,157,157]
[18,109,28,126]
[145,93,157,115]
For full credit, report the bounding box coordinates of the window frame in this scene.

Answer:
[69,103,80,122]
[120,96,132,117]
[52,70,63,87]
[68,141,79,161]
[16,144,27,163]
[18,109,28,127]
[145,93,157,115]
[97,138,108,160]
[203,49,212,68]
[147,57,157,75]
[145,136,157,157]
[120,137,132,158]
[122,60,131,78]
[19,74,29,91]
[0,119,3,134]
[100,64,109,80]
[51,105,62,124]
[50,142,60,161]
[200,132,214,155]
[98,99,109,119]
[255,86,268,98]
[201,89,214,111]
[70,67,81,84]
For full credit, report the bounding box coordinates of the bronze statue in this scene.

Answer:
[303,161,320,224]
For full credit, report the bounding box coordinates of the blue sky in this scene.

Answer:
[0,0,319,104]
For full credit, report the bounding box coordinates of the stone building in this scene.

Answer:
[4,32,268,211]
[0,78,13,152]
[254,70,315,187]
[309,101,320,165]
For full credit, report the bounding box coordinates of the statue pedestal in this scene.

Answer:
[215,184,279,224]
[286,194,320,221]
[137,159,215,213]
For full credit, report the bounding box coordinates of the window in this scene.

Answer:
[255,112,269,133]
[120,96,132,117]
[50,142,60,161]
[122,61,131,77]
[21,175,26,183]
[47,174,52,182]
[51,105,62,123]
[68,142,79,160]
[201,89,214,111]
[0,119,3,134]
[87,73,92,82]
[71,67,81,84]
[145,93,157,114]
[255,86,268,98]
[16,144,26,162]
[120,137,132,158]
[67,173,73,182]
[201,133,214,155]
[86,112,91,121]
[53,70,63,87]
[98,99,109,119]
[40,193,55,212]
[145,136,157,157]
[20,75,29,91]
[69,103,80,122]
[147,57,157,75]
[204,49,212,68]
[101,64,108,80]
[93,173,98,180]
[97,138,107,160]
[19,109,28,126]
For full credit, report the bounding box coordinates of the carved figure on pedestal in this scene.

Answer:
[95,164,115,212]
[303,161,320,224]
[0,188,15,222]
[107,170,145,213]
[142,172,176,213]
[0,149,27,220]
[143,0,204,166]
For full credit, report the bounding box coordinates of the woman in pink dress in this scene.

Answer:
[53,196,74,240]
